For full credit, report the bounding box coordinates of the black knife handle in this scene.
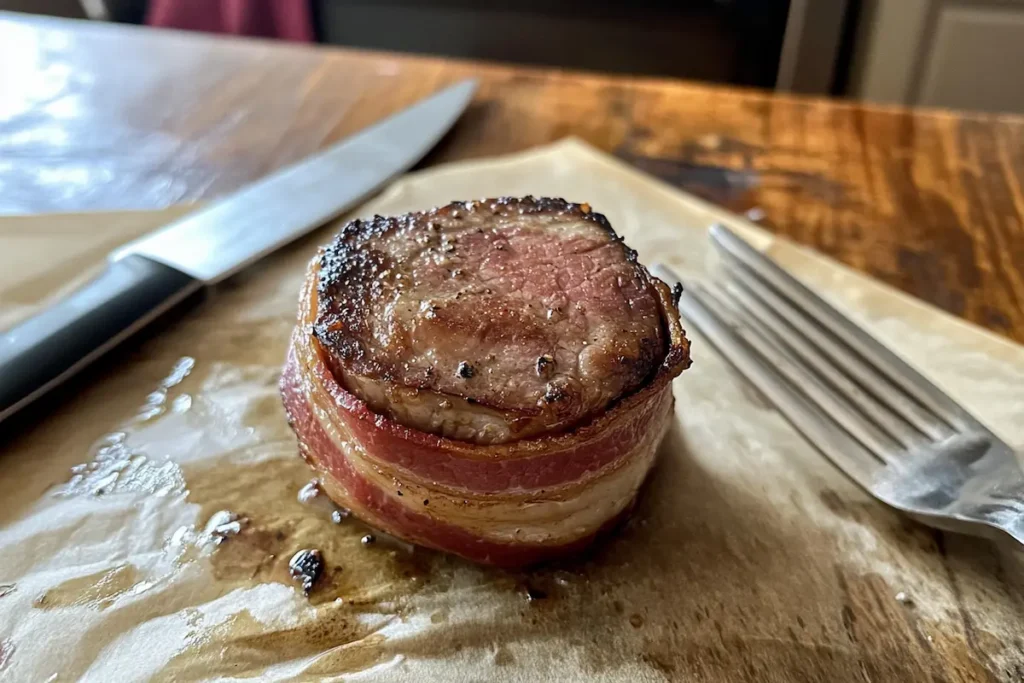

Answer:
[0,254,202,425]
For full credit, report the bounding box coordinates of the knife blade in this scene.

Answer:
[0,79,477,426]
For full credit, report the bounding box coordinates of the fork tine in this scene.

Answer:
[720,279,927,452]
[700,283,902,460]
[660,272,883,489]
[723,264,948,443]
[710,224,979,433]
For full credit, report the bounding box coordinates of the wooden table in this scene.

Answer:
[2,13,1023,345]
[1,12,1023,683]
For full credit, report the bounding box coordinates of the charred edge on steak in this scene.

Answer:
[313,244,392,362]
[665,343,693,372]
[671,282,683,307]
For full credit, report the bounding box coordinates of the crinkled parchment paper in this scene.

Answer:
[1,139,1022,682]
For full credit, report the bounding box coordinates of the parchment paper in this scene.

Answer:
[1,139,1022,682]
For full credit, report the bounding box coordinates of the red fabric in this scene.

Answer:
[146,0,315,42]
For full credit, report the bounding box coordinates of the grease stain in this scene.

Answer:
[33,564,142,611]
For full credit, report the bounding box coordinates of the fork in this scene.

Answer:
[652,225,1024,546]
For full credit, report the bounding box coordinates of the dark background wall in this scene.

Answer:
[0,0,796,89]
[315,0,791,88]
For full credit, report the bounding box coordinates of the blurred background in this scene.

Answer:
[4,0,1024,115]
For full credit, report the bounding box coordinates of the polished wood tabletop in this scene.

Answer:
[1,13,1023,344]
[1,11,1024,683]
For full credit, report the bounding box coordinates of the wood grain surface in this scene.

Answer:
[1,13,1022,343]
[1,13,1024,683]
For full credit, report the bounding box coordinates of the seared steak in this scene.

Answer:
[313,197,667,444]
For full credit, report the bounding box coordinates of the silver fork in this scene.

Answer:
[653,225,1024,546]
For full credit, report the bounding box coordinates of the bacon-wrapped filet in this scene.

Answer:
[281,197,690,566]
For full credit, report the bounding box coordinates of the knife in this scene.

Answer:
[0,79,477,426]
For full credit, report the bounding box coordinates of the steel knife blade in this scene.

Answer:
[0,79,477,426]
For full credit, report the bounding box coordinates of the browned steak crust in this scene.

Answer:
[312,197,672,443]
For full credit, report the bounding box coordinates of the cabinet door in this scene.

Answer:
[849,0,1024,113]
